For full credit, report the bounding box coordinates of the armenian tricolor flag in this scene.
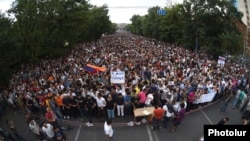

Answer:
[83,64,107,74]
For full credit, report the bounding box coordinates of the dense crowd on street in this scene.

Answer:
[0,33,250,140]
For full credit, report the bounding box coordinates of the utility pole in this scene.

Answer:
[195,0,199,54]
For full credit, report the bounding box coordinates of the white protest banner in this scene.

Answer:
[167,81,174,86]
[217,56,225,67]
[111,71,125,84]
[193,92,216,104]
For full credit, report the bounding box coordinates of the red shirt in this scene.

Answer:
[153,108,165,119]
[45,110,55,121]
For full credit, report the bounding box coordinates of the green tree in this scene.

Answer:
[8,0,114,59]
[182,0,243,56]
[141,7,162,39]
[0,14,22,87]
[128,15,144,35]
[82,5,113,41]
[160,5,185,44]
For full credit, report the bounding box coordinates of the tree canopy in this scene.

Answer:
[0,0,116,88]
[127,0,244,57]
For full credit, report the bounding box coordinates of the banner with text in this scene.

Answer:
[193,92,216,104]
[111,71,125,84]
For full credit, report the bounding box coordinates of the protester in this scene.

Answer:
[0,33,249,136]
[217,117,229,125]
[28,119,43,140]
[151,104,165,131]
[242,116,250,125]
[169,102,186,132]
[106,94,116,119]
[7,119,26,141]
[41,122,55,141]
[104,119,114,141]
[162,100,174,128]
[0,127,15,141]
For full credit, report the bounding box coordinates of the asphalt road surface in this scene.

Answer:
[0,100,244,141]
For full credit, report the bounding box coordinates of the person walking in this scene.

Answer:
[232,89,245,109]
[104,119,114,141]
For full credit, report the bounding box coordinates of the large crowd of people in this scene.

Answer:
[0,33,250,140]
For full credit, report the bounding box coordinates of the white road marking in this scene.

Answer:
[146,124,154,141]
[153,130,159,141]
[200,109,214,124]
[74,124,82,141]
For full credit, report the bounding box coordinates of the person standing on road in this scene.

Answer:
[106,94,116,119]
[162,100,174,128]
[241,116,250,125]
[169,102,186,132]
[151,104,165,130]
[115,93,125,117]
[217,117,229,125]
[85,94,97,126]
[7,119,26,141]
[28,119,43,141]
[0,127,15,141]
[95,93,107,121]
[104,119,114,141]
[41,122,55,141]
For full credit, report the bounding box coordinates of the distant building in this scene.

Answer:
[116,23,129,33]
[227,0,249,26]
[232,0,250,50]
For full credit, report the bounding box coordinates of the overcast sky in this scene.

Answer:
[0,0,183,23]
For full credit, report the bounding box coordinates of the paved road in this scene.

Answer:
[0,100,244,141]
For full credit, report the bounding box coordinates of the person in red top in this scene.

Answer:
[151,104,165,130]
[45,108,56,124]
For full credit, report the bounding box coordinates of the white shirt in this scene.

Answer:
[104,122,113,137]
[42,123,54,138]
[96,97,106,108]
[163,104,173,117]
[145,93,154,106]
[29,120,40,135]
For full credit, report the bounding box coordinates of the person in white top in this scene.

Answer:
[42,122,54,141]
[104,119,114,141]
[162,100,174,128]
[145,93,154,107]
[29,119,41,139]
[89,92,107,120]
